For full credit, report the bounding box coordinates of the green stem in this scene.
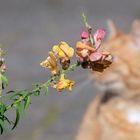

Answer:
[82,13,94,48]
[6,62,80,111]
[62,62,80,74]
[6,77,53,111]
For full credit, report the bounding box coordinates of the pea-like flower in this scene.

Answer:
[53,42,74,69]
[76,30,112,72]
[52,74,75,92]
[40,51,60,75]
[53,42,74,59]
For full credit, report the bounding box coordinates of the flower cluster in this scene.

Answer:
[0,14,114,134]
[76,29,112,72]
[40,29,112,92]
[39,14,113,92]
[40,42,75,91]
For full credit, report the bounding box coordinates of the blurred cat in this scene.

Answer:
[76,20,140,140]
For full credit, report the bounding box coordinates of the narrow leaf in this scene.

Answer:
[0,118,5,134]
[44,86,49,95]
[24,96,30,109]
[1,74,8,87]
[12,104,20,130]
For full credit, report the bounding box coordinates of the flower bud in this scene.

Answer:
[94,28,106,41]
[80,31,89,39]
[94,28,106,49]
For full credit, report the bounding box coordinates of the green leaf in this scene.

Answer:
[0,118,5,134]
[4,115,11,125]
[0,103,6,115]
[24,96,30,109]
[12,103,21,130]
[1,74,8,87]
[10,90,28,101]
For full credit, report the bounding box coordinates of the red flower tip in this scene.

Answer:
[94,28,106,42]
[80,31,89,39]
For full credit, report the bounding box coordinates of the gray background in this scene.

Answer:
[0,0,140,140]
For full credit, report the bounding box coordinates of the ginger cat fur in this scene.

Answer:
[76,20,140,140]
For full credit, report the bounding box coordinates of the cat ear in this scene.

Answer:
[131,20,140,47]
[131,19,140,37]
[107,20,122,38]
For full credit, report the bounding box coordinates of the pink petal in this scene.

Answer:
[94,40,101,49]
[89,52,102,62]
[94,28,106,42]
[80,31,89,39]
[94,28,106,49]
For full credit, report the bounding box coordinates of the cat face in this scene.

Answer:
[93,20,140,98]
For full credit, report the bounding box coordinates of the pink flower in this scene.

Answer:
[80,31,89,39]
[94,28,106,49]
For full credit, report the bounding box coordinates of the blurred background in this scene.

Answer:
[0,0,140,140]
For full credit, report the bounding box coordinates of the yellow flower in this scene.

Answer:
[53,74,75,92]
[40,51,60,75]
[53,42,74,59]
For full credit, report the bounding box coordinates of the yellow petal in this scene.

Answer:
[58,50,66,58]
[69,85,72,91]
[59,42,74,58]
[53,44,66,58]
[60,74,65,81]
[40,51,60,75]
[40,59,50,68]
[67,47,74,58]
[52,45,59,53]
[48,51,57,67]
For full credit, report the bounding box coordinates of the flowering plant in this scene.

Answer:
[0,14,112,134]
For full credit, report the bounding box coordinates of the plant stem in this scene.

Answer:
[6,77,53,111]
[6,62,80,111]
[82,13,94,48]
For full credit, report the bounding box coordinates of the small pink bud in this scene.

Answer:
[1,63,6,72]
[80,31,89,39]
[94,28,106,41]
